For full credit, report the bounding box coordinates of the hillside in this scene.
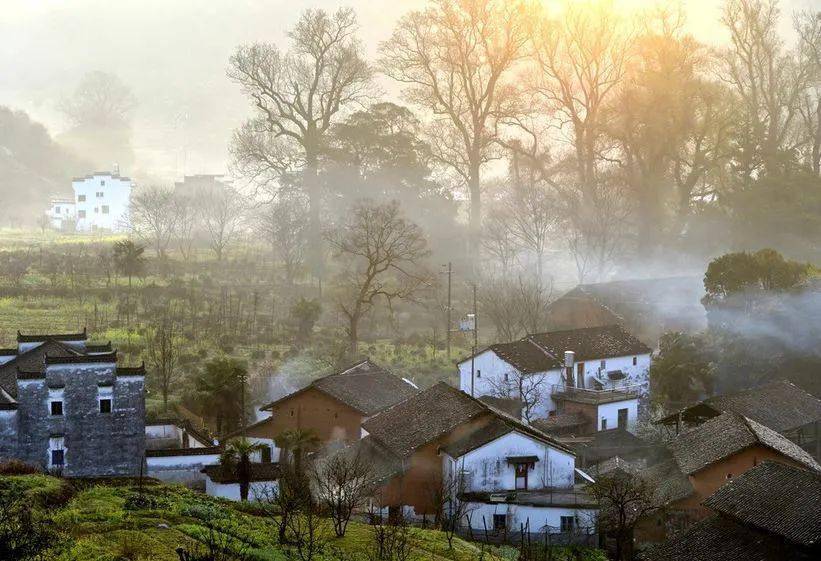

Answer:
[0,474,606,561]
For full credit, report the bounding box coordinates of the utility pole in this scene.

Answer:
[446,262,452,359]
[470,283,478,397]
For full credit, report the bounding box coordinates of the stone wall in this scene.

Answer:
[0,410,18,460]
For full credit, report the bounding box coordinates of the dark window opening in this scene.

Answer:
[514,462,529,490]
[78,210,86,218]
[51,449,64,466]
[261,446,273,463]
[560,516,575,533]
[50,401,63,416]
[99,399,112,414]
[493,514,506,531]
[78,195,86,202]
[632,356,638,366]
[476,369,481,378]
[601,418,608,430]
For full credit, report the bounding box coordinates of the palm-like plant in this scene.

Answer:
[277,428,319,474]
[113,239,146,288]
[220,438,265,502]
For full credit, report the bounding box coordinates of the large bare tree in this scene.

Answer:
[380,0,531,260]
[129,185,177,260]
[327,200,429,355]
[228,8,372,280]
[196,181,246,262]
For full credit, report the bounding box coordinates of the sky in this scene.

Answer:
[0,0,814,183]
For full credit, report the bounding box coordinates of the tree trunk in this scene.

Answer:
[348,314,359,357]
[468,158,482,270]
[304,149,323,287]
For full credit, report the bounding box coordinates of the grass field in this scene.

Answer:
[1,474,607,561]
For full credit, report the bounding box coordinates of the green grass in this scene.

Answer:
[5,475,583,561]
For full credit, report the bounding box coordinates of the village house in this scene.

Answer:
[540,277,707,346]
[647,461,821,560]
[144,418,221,485]
[0,330,145,477]
[201,463,281,502]
[458,324,651,431]
[350,383,598,537]
[641,411,821,540]
[45,170,133,233]
[657,380,821,459]
[244,359,419,461]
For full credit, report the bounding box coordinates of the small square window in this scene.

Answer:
[94,207,99,213]
[55,207,61,214]
[96,191,104,198]
[102,205,109,214]
[476,369,481,378]
[560,516,576,532]
[78,194,86,202]
[493,514,506,531]
[632,356,638,366]
[78,210,86,218]
[51,449,64,466]
[99,398,112,414]
[50,401,63,416]
[101,179,105,186]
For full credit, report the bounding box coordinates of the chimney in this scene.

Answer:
[564,351,575,388]
[113,162,120,176]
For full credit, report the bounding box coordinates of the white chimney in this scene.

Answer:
[564,351,575,388]
[564,351,575,367]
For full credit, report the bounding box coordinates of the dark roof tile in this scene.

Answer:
[527,324,651,362]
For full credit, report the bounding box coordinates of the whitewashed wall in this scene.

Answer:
[146,452,221,484]
[463,502,598,533]
[246,436,280,463]
[73,174,131,232]
[596,399,638,432]
[205,478,279,501]
[580,354,650,394]
[445,431,576,492]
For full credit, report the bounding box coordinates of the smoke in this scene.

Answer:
[251,354,330,421]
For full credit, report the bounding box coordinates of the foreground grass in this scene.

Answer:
[3,475,605,561]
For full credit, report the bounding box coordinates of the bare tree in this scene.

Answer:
[486,366,547,423]
[720,0,815,179]
[480,275,554,343]
[481,202,521,275]
[59,70,135,128]
[795,10,821,175]
[129,185,177,259]
[327,201,430,355]
[427,473,473,549]
[228,8,372,279]
[146,312,180,412]
[256,192,309,287]
[197,181,246,261]
[381,0,532,258]
[172,193,198,262]
[310,449,373,537]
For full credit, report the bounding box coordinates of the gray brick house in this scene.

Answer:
[0,330,145,477]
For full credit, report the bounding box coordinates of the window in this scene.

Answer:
[55,207,61,214]
[632,356,638,366]
[503,372,508,382]
[78,194,86,202]
[94,207,99,214]
[96,191,104,198]
[560,516,575,533]
[601,418,608,430]
[78,210,86,218]
[476,369,481,378]
[576,362,585,387]
[49,388,64,416]
[98,386,113,414]
[493,514,506,531]
[48,437,65,469]
[102,205,109,214]
[101,179,106,186]
[261,446,272,463]
[290,409,294,417]
[600,360,606,370]
[726,473,733,480]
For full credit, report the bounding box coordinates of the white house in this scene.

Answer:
[201,463,280,501]
[70,171,133,232]
[458,324,651,429]
[45,197,76,230]
[441,422,598,536]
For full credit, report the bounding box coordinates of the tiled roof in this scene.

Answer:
[573,428,652,465]
[146,446,222,458]
[17,329,87,343]
[702,461,821,546]
[0,339,80,397]
[531,412,590,434]
[527,324,651,362]
[587,456,646,477]
[260,359,418,416]
[362,382,573,459]
[337,436,404,485]
[644,515,803,561]
[671,412,821,475]
[485,340,559,373]
[201,462,281,484]
[645,459,695,505]
[362,382,488,457]
[477,395,522,418]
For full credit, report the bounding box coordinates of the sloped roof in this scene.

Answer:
[704,380,821,433]
[339,436,404,485]
[0,339,80,398]
[645,459,695,505]
[485,340,559,373]
[363,382,572,459]
[644,515,806,561]
[574,428,653,465]
[702,461,821,546]
[532,412,590,435]
[528,324,651,362]
[671,412,821,475]
[260,359,418,416]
